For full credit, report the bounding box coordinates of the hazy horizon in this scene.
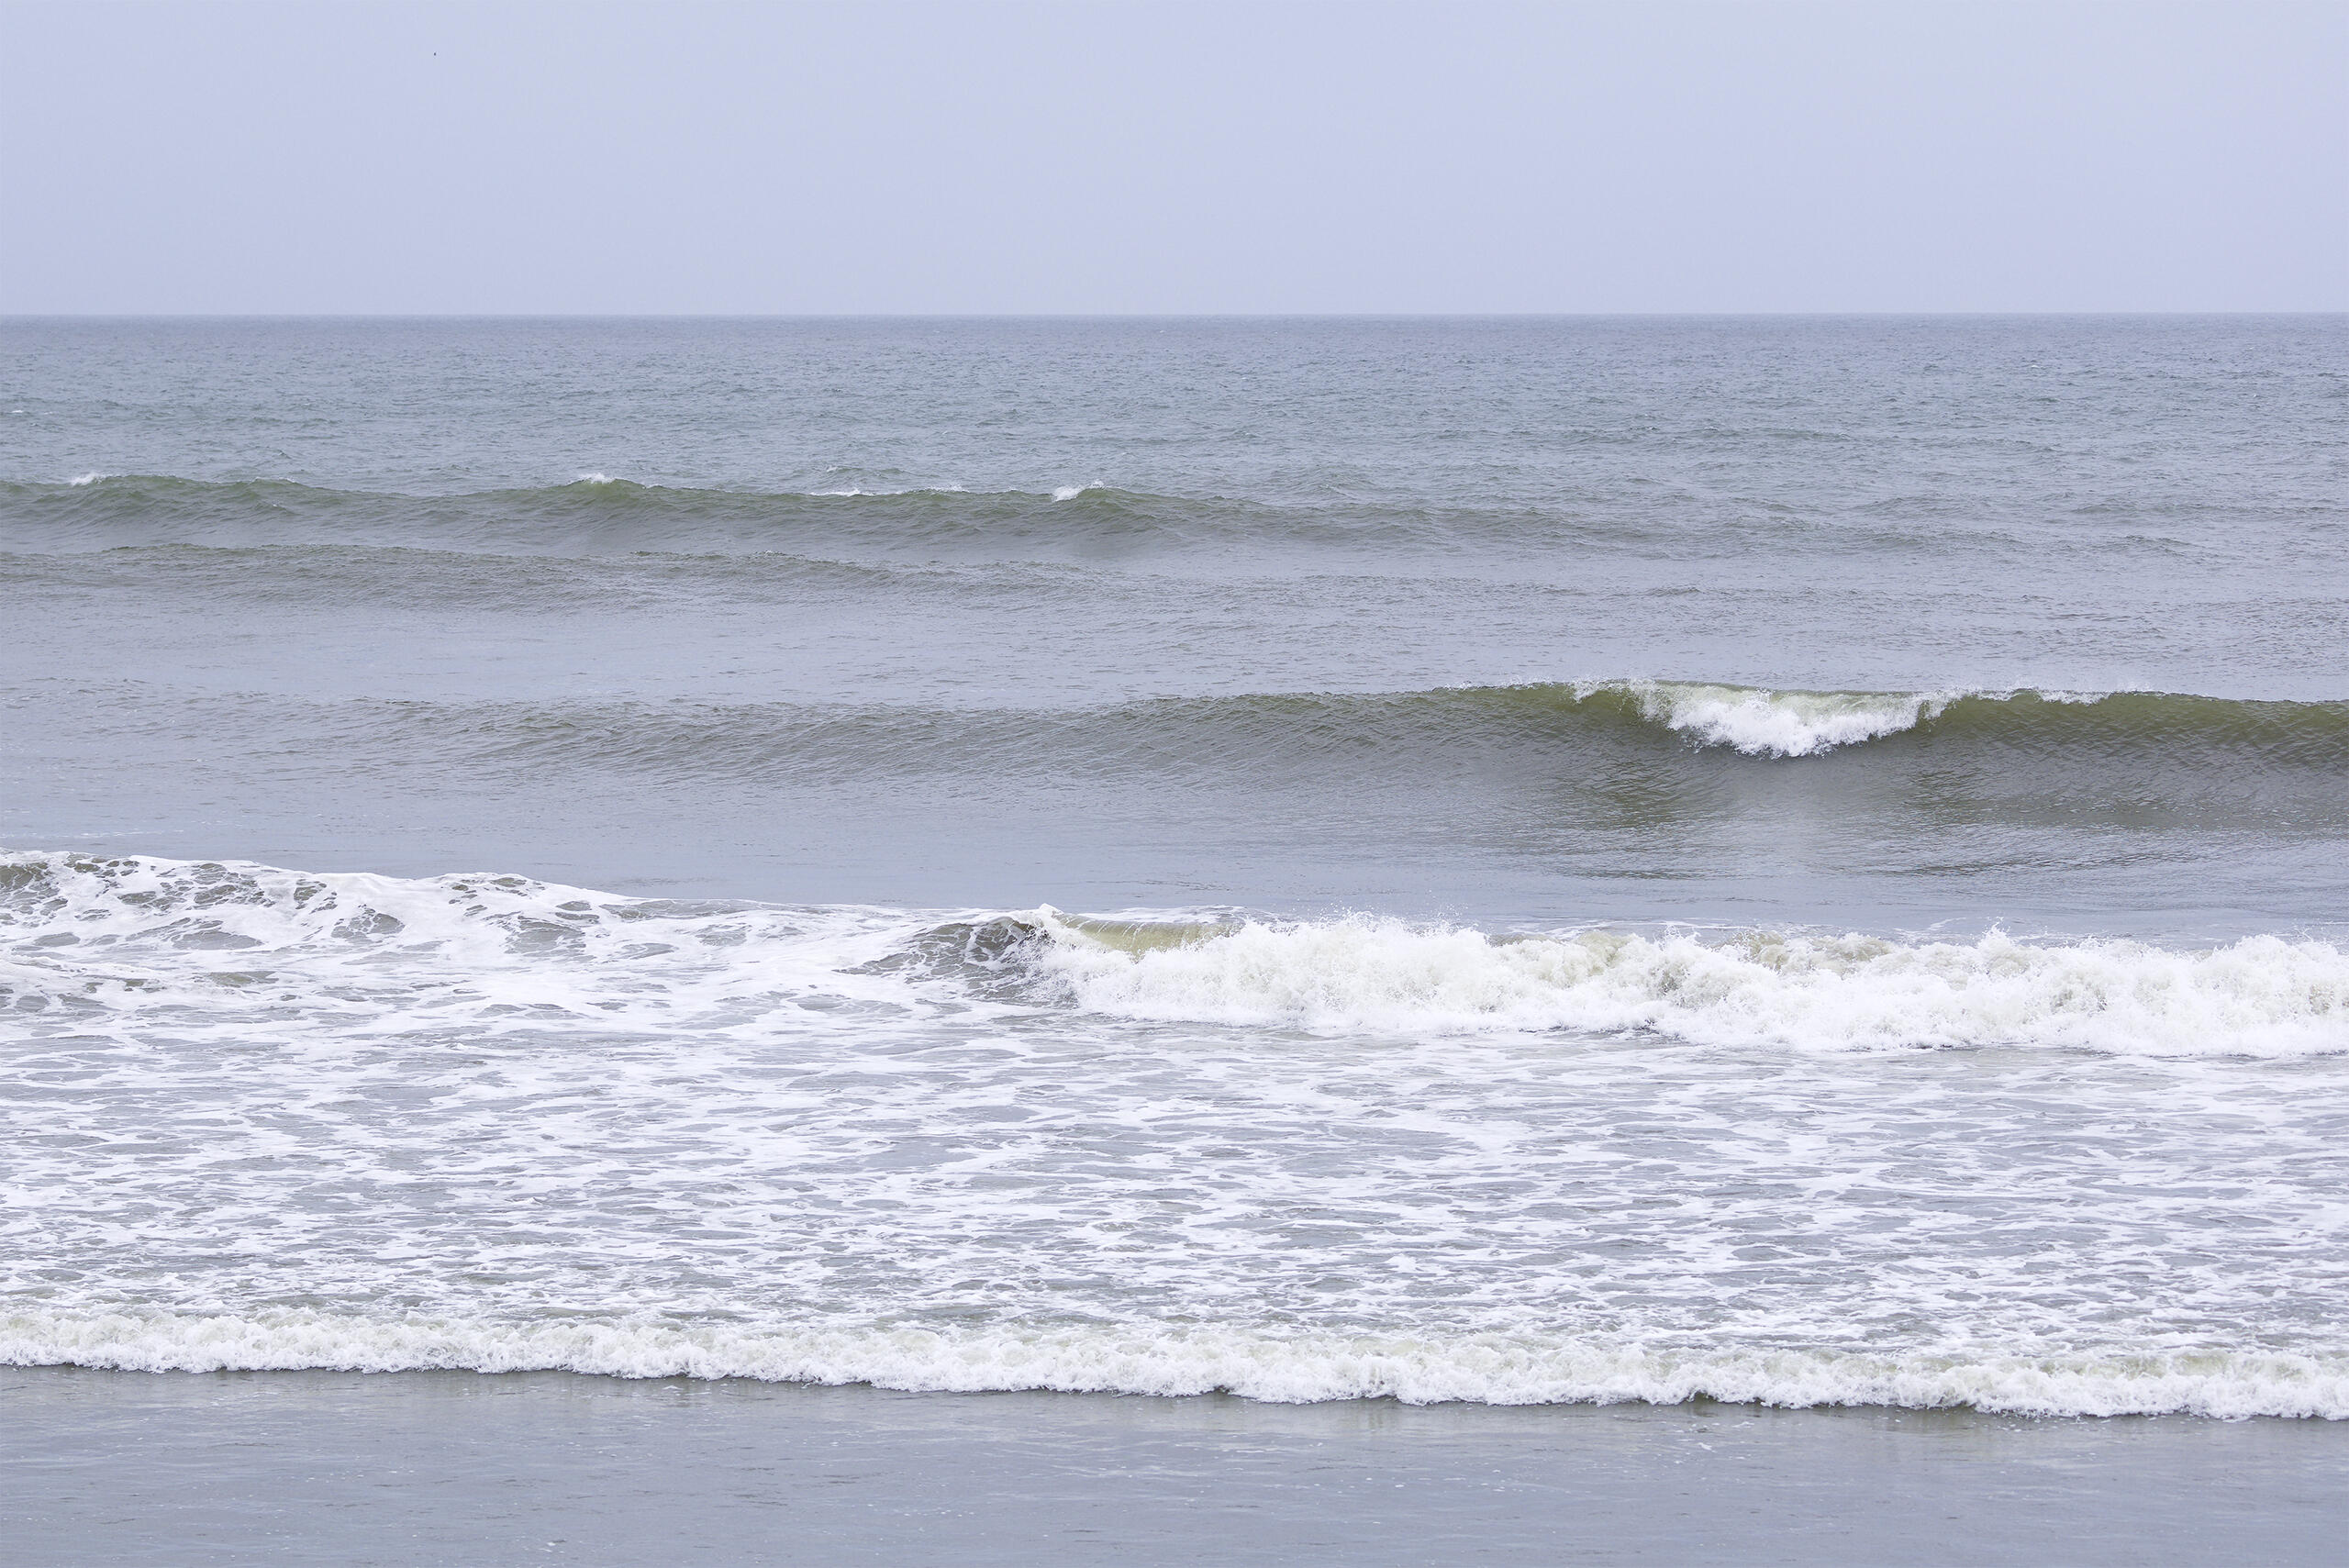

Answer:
[4,0,2343,315]
[7,309,2346,319]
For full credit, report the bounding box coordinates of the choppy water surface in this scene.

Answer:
[2,317,2344,1415]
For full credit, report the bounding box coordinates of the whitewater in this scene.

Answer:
[6,849,2346,1418]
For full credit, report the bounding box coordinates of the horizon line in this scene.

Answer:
[6,308,2344,322]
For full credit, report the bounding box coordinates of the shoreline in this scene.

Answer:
[6,1367,2341,1565]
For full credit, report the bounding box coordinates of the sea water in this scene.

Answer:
[2,316,2343,1419]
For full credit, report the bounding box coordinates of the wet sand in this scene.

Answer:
[3,1368,2341,1564]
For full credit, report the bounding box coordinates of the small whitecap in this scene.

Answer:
[66,473,108,486]
[1612,681,1958,757]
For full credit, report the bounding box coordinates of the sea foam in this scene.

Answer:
[5,851,2342,1056]
[6,1310,2341,1418]
[1035,913,2349,1055]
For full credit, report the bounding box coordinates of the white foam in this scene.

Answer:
[7,851,2346,1422]
[6,1310,2340,1418]
[65,472,108,486]
[1605,681,1963,757]
[575,472,618,484]
[1035,914,2349,1055]
[1050,483,1104,502]
[0,850,914,1042]
[6,851,2340,1056]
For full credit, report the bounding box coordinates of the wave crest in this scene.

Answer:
[6,851,2343,1056]
[1610,682,1963,756]
[1031,912,2349,1054]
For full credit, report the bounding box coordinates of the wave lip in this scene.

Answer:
[6,1310,2343,1419]
[1603,681,1963,756]
[1029,913,2349,1055]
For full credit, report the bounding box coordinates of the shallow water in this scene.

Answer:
[9,1369,2343,1566]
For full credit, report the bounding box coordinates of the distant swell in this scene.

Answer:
[0,473,1464,559]
[0,472,1807,560]
[6,1310,2342,1418]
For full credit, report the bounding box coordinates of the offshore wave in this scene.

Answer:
[7,1309,2343,1418]
[0,473,1408,558]
[1593,681,1976,756]
[1561,682,2345,758]
[0,472,1849,560]
[6,851,2343,1055]
[91,680,2347,767]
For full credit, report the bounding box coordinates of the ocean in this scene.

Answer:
[2,316,2345,1554]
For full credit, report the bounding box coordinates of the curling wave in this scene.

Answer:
[41,681,2349,784]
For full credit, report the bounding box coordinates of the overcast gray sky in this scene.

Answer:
[3,0,2343,313]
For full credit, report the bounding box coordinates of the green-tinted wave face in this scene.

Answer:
[72,679,2341,778]
[1554,683,2349,762]
[11,677,2335,938]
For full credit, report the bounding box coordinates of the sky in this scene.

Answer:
[2,0,2343,314]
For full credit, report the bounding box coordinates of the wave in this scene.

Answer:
[0,472,1900,562]
[86,679,2343,771]
[1612,681,1984,756]
[5,851,2343,1055]
[6,1309,2341,1418]
[0,473,1208,558]
[1506,681,2345,760]
[7,851,2344,1416]
[0,473,1330,558]
[1024,911,2348,1054]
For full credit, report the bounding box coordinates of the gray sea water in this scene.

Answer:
[2,317,2345,1420]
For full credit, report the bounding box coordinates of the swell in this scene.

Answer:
[46,678,2345,768]
[0,473,2002,562]
[0,474,1519,560]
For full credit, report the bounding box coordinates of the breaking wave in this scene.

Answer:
[5,851,2341,1055]
[0,473,1336,559]
[1028,911,2348,1054]
[6,849,2346,1419]
[33,677,2346,794]
[7,1310,2342,1418]
[1541,681,2342,760]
